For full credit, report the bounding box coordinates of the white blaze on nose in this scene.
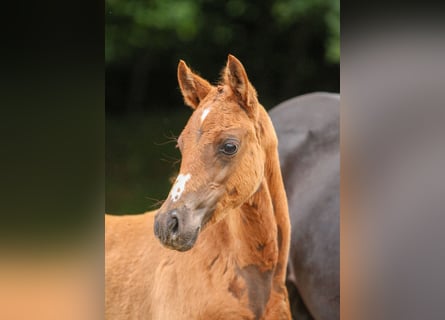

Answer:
[200,107,211,124]
[171,173,191,202]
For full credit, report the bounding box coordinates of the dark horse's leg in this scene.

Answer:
[286,280,314,320]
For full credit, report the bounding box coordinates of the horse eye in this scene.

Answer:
[221,142,238,155]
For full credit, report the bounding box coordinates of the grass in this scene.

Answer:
[106,109,191,214]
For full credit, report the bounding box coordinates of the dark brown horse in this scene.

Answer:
[105,55,292,319]
[269,93,340,320]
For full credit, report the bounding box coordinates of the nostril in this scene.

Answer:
[167,216,179,234]
[154,219,159,235]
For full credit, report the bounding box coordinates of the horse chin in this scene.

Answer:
[171,241,196,252]
[163,230,199,252]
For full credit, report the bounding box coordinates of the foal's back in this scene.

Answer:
[105,213,161,319]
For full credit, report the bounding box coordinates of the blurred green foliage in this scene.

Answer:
[106,0,339,64]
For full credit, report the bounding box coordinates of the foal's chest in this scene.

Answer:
[150,254,269,320]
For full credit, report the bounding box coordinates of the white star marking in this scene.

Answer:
[171,173,191,202]
[200,107,211,124]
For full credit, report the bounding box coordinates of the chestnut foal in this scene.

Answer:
[105,55,291,319]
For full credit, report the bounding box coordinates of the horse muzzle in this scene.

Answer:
[154,208,201,252]
[154,187,224,251]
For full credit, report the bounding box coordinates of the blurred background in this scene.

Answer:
[106,0,339,213]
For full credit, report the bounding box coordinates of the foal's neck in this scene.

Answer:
[228,110,290,280]
[227,179,278,271]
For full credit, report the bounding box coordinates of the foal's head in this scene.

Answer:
[154,55,271,251]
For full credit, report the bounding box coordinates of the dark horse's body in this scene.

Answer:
[269,93,339,320]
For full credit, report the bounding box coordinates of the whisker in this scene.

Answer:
[160,153,181,167]
[154,140,175,146]
[153,131,178,146]
[144,196,166,209]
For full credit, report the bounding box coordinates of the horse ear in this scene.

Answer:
[224,54,258,119]
[177,60,212,109]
